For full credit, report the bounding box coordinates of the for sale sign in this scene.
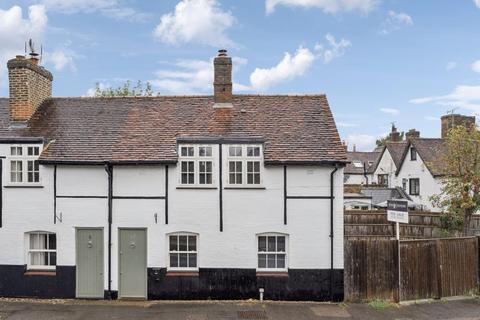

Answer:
[387,200,409,224]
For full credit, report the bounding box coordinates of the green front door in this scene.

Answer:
[118,229,147,299]
[76,228,104,298]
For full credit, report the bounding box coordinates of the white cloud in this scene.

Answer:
[380,107,400,115]
[472,60,480,73]
[154,0,235,47]
[380,10,413,35]
[44,49,77,72]
[0,5,48,86]
[265,0,379,14]
[39,0,148,22]
[446,61,457,71]
[250,47,315,91]
[337,122,358,128]
[475,0,480,8]
[314,33,351,63]
[150,56,248,94]
[411,85,480,112]
[85,81,110,97]
[345,134,377,151]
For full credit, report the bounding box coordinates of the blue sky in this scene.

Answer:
[1,0,480,151]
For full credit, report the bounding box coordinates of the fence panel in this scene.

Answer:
[438,237,479,297]
[344,239,398,301]
[400,240,439,301]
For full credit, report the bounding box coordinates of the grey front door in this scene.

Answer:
[76,228,104,298]
[118,229,147,299]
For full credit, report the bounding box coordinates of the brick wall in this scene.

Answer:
[213,53,232,104]
[7,57,53,122]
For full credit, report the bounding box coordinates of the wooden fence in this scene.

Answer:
[345,210,480,239]
[344,237,480,302]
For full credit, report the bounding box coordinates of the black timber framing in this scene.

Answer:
[165,165,169,224]
[0,157,3,228]
[219,143,223,232]
[282,166,335,224]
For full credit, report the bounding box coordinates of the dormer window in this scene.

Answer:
[410,147,417,161]
[352,161,363,168]
[9,145,41,184]
[179,145,214,186]
[227,145,262,186]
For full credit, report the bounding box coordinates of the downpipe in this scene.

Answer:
[104,163,113,300]
[330,164,339,301]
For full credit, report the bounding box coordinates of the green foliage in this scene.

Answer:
[368,299,395,310]
[430,125,480,235]
[93,80,155,97]
[375,132,405,147]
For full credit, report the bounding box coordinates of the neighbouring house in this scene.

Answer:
[365,115,475,211]
[344,186,413,210]
[0,50,347,301]
[344,149,381,185]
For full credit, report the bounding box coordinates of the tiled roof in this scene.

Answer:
[345,151,382,174]
[408,138,447,176]
[0,95,347,164]
[385,141,409,169]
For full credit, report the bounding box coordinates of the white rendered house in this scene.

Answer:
[0,50,347,301]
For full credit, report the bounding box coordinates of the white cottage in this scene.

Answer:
[0,50,347,301]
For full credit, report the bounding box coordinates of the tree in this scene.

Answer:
[431,125,480,235]
[93,80,155,97]
[375,132,404,147]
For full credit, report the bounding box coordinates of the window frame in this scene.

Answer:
[410,147,417,161]
[377,174,388,186]
[409,178,420,196]
[256,233,288,272]
[167,232,199,272]
[8,144,42,186]
[178,145,215,187]
[26,231,57,271]
[226,145,263,187]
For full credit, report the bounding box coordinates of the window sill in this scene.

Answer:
[256,271,289,277]
[224,186,266,190]
[176,186,218,190]
[166,271,199,277]
[4,184,44,188]
[24,270,56,276]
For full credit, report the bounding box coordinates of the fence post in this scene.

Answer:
[435,239,443,299]
[396,239,401,302]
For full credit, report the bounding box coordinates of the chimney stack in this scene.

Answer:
[389,124,401,142]
[7,55,52,122]
[441,114,476,138]
[406,129,420,140]
[213,49,232,107]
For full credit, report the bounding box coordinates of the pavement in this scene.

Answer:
[0,297,479,320]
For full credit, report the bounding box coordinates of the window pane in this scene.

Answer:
[179,253,188,267]
[169,236,178,251]
[258,254,266,268]
[277,237,285,252]
[267,254,276,268]
[247,174,253,184]
[254,173,260,184]
[188,236,196,251]
[229,146,242,157]
[181,162,187,171]
[229,173,235,184]
[254,162,260,171]
[181,173,188,184]
[235,162,242,172]
[236,174,242,184]
[188,173,194,184]
[199,174,205,184]
[31,252,46,266]
[199,162,206,171]
[188,162,194,172]
[170,253,178,267]
[28,172,33,183]
[28,161,33,171]
[277,254,285,269]
[206,173,212,184]
[258,236,266,252]
[28,147,33,156]
[34,172,40,182]
[247,162,253,172]
[199,146,212,157]
[49,234,56,250]
[229,162,235,172]
[189,253,197,268]
[49,252,57,266]
[268,237,276,252]
[206,162,212,171]
[247,147,260,157]
[179,236,188,251]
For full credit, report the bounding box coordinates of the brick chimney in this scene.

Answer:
[441,114,476,139]
[7,55,53,122]
[389,124,401,142]
[406,129,420,140]
[213,49,232,107]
